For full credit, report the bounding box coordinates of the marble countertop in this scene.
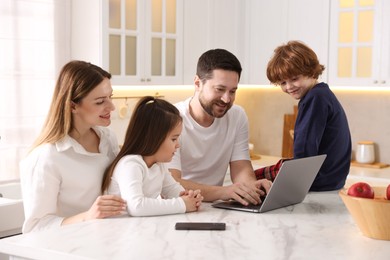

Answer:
[250,155,390,187]
[1,155,390,260]
[1,191,390,260]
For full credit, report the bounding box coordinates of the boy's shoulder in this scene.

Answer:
[306,82,332,97]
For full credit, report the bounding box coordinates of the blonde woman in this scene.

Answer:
[20,61,126,233]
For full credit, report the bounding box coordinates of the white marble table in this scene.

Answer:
[1,191,390,260]
[2,155,390,260]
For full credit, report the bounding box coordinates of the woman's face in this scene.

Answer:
[72,78,115,128]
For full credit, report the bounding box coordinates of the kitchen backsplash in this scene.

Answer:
[110,85,390,164]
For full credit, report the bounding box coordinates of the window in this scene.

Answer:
[0,0,70,181]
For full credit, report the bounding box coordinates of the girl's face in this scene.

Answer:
[72,78,115,129]
[279,75,318,100]
[153,121,182,163]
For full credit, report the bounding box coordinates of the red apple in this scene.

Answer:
[386,184,390,200]
[347,182,374,199]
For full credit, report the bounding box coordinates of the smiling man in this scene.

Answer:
[168,49,272,205]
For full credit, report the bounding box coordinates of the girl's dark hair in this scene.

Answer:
[196,49,242,84]
[101,96,182,193]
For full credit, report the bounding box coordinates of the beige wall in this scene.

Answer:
[111,86,390,164]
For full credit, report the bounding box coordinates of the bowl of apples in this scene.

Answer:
[339,182,390,240]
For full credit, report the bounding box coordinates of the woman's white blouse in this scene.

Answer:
[20,127,119,233]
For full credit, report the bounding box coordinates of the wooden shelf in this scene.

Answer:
[351,161,389,169]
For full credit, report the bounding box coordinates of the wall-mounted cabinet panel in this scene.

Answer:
[285,0,330,83]
[71,0,331,86]
[328,0,390,86]
[182,0,247,84]
[70,0,103,66]
[246,0,288,85]
[103,0,183,85]
[246,0,330,84]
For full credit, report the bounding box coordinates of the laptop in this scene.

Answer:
[212,154,327,213]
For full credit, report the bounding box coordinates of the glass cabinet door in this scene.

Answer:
[104,0,183,85]
[378,0,390,85]
[328,0,390,86]
[148,0,178,78]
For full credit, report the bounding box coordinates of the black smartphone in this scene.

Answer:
[175,222,226,231]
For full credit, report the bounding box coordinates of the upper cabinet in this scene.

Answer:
[183,0,330,85]
[71,0,330,86]
[70,0,104,66]
[182,0,248,84]
[328,0,390,86]
[103,0,183,85]
[246,0,330,84]
[71,0,389,87]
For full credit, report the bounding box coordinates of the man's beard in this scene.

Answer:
[198,95,232,118]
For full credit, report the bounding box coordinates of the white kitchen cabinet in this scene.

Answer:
[70,0,103,66]
[71,0,183,85]
[73,0,247,86]
[246,0,330,85]
[328,0,390,86]
[71,0,331,86]
[182,0,248,84]
[103,0,183,85]
[183,0,330,85]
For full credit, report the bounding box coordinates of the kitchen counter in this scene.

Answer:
[1,191,390,259]
[250,155,390,187]
[1,155,390,260]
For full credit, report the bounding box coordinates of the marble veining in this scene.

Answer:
[1,190,390,260]
[1,155,390,260]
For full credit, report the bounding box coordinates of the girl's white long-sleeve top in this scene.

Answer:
[20,127,119,233]
[108,155,186,216]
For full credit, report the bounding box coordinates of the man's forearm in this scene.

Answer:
[230,160,257,184]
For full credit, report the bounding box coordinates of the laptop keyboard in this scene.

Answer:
[228,195,266,209]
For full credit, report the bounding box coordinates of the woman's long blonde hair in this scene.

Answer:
[31,60,111,150]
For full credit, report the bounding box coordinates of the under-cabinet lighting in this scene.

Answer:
[113,85,390,92]
[330,86,390,92]
[113,85,194,91]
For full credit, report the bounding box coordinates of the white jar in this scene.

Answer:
[248,143,254,157]
[356,141,375,164]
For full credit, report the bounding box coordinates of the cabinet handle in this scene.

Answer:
[373,80,378,84]
[146,78,151,82]
[381,80,386,84]
[140,78,145,82]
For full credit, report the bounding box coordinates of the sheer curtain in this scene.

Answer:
[0,0,70,181]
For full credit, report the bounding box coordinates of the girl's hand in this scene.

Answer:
[181,189,203,212]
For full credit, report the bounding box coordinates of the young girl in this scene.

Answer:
[21,61,126,233]
[102,96,203,216]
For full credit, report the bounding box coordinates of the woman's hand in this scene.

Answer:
[62,195,127,226]
[85,195,127,220]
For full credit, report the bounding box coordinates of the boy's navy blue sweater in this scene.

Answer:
[294,82,351,191]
